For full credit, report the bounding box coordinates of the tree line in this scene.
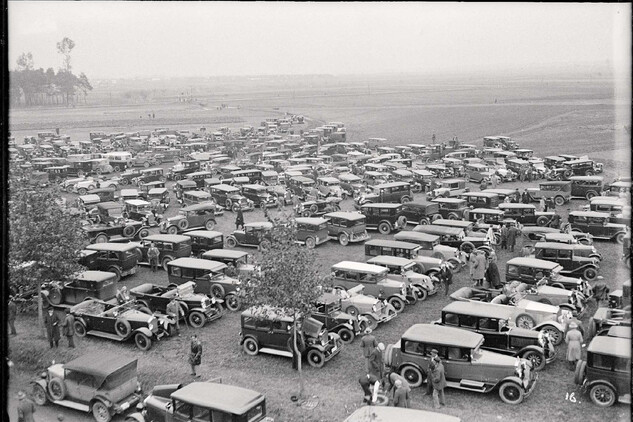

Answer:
[10,37,93,107]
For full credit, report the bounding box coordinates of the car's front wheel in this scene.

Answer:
[243,337,259,356]
[305,237,316,249]
[400,365,423,388]
[378,222,392,235]
[414,285,428,301]
[583,267,598,281]
[540,325,563,346]
[338,233,349,246]
[188,311,206,328]
[521,350,546,371]
[337,328,354,344]
[388,297,406,313]
[225,237,238,248]
[499,381,525,405]
[225,294,241,311]
[32,384,47,406]
[306,349,325,368]
[92,400,112,422]
[590,383,616,407]
[134,332,152,351]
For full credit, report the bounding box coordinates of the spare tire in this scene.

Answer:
[384,343,394,367]
[460,241,476,253]
[574,360,587,385]
[48,287,62,305]
[115,318,132,338]
[178,219,189,230]
[48,377,66,401]
[122,225,136,238]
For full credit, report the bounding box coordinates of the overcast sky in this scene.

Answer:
[8,2,631,79]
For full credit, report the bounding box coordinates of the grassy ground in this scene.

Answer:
[7,75,631,421]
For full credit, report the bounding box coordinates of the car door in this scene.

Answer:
[64,370,97,402]
[477,318,509,353]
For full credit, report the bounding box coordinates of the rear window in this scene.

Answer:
[103,362,137,390]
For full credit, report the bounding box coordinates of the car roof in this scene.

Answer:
[413,225,464,236]
[176,180,197,186]
[339,173,361,181]
[607,326,631,339]
[148,188,168,194]
[539,181,571,186]
[324,211,365,221]
[65,354,137,380]
[534,242,586,250]
[79,194,101,202]
[361,203,402,209]
[243,184,267,190]
[569,211,611,218]
[181,202,217,212]
[183,190,211,197]
[344,406,462,422]
[373,181,409,189]
[483,188,516,195]
[433,220,473,229]
[402,324,483,349]
[332,261,389,274]
[85,243,139,252]
[394,232,440,242]
[366,238,421,249]
[442,301,515,319]
[261,170,279,177]
[182,230,223,239]
[125,199,150,206]
[76,270,118,282]
[318,176,340,182]
[565,159,592,165]
[212,184,240,191]
[430,198,466,204]
[241,305,295,322]
[295,217,328,225]
[167,257,226,271]
[506,257,561,269]
[470,208,504,214]
[367,256,415,266]
[244,222,273,229]
[461,192,499,198]
[97,201,123,209]
[203,249,248,259]
[498,203,536,209]
[144,234,191,243]
[170,382,265,415]
[610,181,631,187]
[569,176,603,182]
[587,336,630,359]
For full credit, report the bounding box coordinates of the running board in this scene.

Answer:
[87,331,125,341]
[619,394,631,404]
[53,400,90,412]
[447,380,487,392]
[259,348,293,358]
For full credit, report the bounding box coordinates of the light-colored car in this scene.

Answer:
[330,285,397,330]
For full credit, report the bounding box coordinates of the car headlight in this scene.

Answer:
[372,304,377,313]
[401,286,406,295]
[148,323,154,331]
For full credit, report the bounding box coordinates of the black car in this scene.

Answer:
[401,201,442,226]
[360,203,408,235]
[311,292,367,344]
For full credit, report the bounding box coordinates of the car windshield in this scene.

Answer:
[550,268,561,280]
[471,346,482,360]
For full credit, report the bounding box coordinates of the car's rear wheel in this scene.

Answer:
[243,337,259,356]
[554,196,565,206]
[134,332,152,351]
[107,266,122,283]
[540,325,563,346]
[138,229,150,239]
[307,349,325,368]
[338,233,349,246]
[362,315,378,331]
[337,328,354,344]
[536,216,549,227]
[94,234,108,244]
[74,320,87,337]
[515,313,536,329]
[585,191,598,200]
[419,217,430,225]
[205,219,216,230]
[120,178,129,185]
[48,287,62,305]
[590,383,616,407]
[305,237,316,249]
[92,400,112,422]
[226,237,238,248]
[447,258,461,274]
[32,384,47,405]
[210,284,225,299]
[225,294,241,311]
[78,187,88,195]
[344,305,359,317]
[388,297,406,313]
[538,298,552,305]
[48,377,66,401]
[378,222,392,235]
[499,382,524,405]
[447,212,459,220]
[615,232,625,244]
[522,350,546,371]
[162,256,173,271]
[400,365,423,388]
[188,311,206,328]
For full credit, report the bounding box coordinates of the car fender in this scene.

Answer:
[572,263,598,272]
[500,375,524,388]
[388,293,407,302]
[379,219,394,229]
[585,378,618,392]
[91,395,113,410]
[534,320,565,332]
[240,334,256,345]
[32,379,48,392]
[124,413,146,422]
[338,322,355,332]
[134,327,153,338]
[74,316,87,327]
[518,344,545,356]
[188,306,206,315]
[396,361,425,375]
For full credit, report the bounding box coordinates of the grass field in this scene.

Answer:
[7,74,631,422]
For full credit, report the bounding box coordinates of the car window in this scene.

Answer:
[459,314,477,328]
[403,340,425,356]
[444,313,459,326]
[558,249,572,259]
[591,353,614,371]
[210,410,232,422]
[478,318,499,331]
[65,370,95,388]
[174,400,192,418]
[614,357,629,373]
[447,347,468,361]
[170,266,182,277]
[243,317,257,329]
[542,249,557,259]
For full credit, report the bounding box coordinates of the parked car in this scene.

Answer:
[40,271,118,307]
[209,184,254,212]
[426,178,469,200]
[431,198,471,220]
[574,336,630,407]
[312,292,367,344]
[240,306,343,368]
[585,198,631,226]
[70,298,173,350]
[360,203,407,235]
[241,184,277,208]
[122,199,160,226]
[167,160,201,181]
[366,255,438,301]
[329,285,397,330]
[436,301,555,370]
[355,181,412,207]
[569,176,604,200]
[159,202,217,234]
[31,354,142,422]
[526,181,571,206]
[118,169,143,186]
[532,242,600,281]
[400,201,442,226]
[498,203,561,227]
[323,211,370,246]
[130,281,223,328]
[413,224,490,252]
[384,324,537,404]
[125,381,271,422]
[295,217,330,248]
[225,222,273,250]
[338,173,365,198]
[288,175,316,199]
[460,191,500,209]
[549,159,603,180]
[80,243,139,282]
[181,230,224,257]
[82,219,147,244]
[604,180,631,198]
[505,257,589,292]
[131,234,193,270]
[294,198,341,217]
[567,211,628,243]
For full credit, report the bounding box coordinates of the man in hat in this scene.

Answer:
[438,263,453,296]
[8,296,17,335]
[472,250,487,287]
[17,391,36,422]
[368,342,385,380]
[147,242,160,272]
[431,355,447,408]
[424,349,439,396]
[61,308,75,348]
[358,372,381,405]
[360,328,377,372]
[565,321,584,371]
[44,307,61,348]
[166,295,184,335]
[507,223,521,253]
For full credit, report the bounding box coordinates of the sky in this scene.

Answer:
[8,2,631,79]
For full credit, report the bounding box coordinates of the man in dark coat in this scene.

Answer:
[166,296,184,335]
[392,379,409,408]
[17,391,36,422]
[360,328,378,372]
[61,308,75,348]
[368,343,385,380]
[438,263,453,296]
[358,373,381,404]
[8,296,17,335]
[486,258,502,289]
[235,207,245,230]
[189,334,202,377]
[521,190,530,204]
[500,224,509,249]
[431,356,447,408]
[44,307,61,348]
[507,224,521,252]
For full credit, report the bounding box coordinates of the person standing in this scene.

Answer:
[526,167,533,182]
[358,373,381,404]
[424,349,439,396]
[147,243,160,272]
[485,254,502,289]
[166,296,183,336]
[44,307,61,349]
[235,207,244,230]
[565,322,584,371]
[8,296,17,336]
[521,189,530,204]
[500,224,509,250]
[368,343,385,380]
[507,224,521,252]
[392,379,409,408]
[61,308,75,348]
[360,328,378,373]
[386,372,411,407]
[189,334,202,377]
[438,263,453,296]
[490,173,498,189]
[16,391,36,422]
[472,250,487,287]
[431,356,447,409]
[539,197,546,212]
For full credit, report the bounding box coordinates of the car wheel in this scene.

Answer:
[362,315,378,331]
[378,222,392,235]
[144,161,150,168]
[115,318,132,338]
[499,381,525,405]
[583,267,598,281]
[78,188,88,195]
[123,225,136,238]
[406,290,419,305]
[120,178,129,185]
[210,284,225,299]
[585,191,598,200]
[92,400,112,422]
[47,287,62,305]
[94,233,109,244]
[345,306,359,317]
[337,328,354,344]
[138,229,150,239]
[205,219,216,230]
[188,311,206,328]
[225,294,241,311]
[414,286,428,301]
[243,337,259,356]
[522,350,546,371]
[307,349,325,368]
[107,266,122,282]
[48,377,66,401]
[162,257,173,271]
[515,313,536,329]
[400,365,423,388]
[536,216,550,227]
[337,233,350,246]
[540,325,563,346]
[226,237,238,248]
[590,383,616,407]
[419,217,430,225]
[134,332,152,351]
[554,196,565,206]
[446,258,461,274]
[615,232,625,244]
[388,297,406,313]
[305,237,316,249]
[232,204,241,213]
[74,320,87,337]
[167,225,178,235]
[447,212,459,220]
[574,360,587,385]
[32,384,47,406]
[113,165,121,172]
[401,196,411,204]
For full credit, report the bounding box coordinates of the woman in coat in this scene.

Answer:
[565,322,583,370]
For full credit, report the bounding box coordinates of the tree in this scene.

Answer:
[8,162,87,333]
[241,213,332,398]
[16,52,34,71]
[56,37,75,72]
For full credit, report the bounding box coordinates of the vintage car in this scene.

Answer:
[295,217,330,248]
[526,181,571,206]
[430,198,471,220]
[181,230,224,257]
[70,299,173,350]
[130,281,223,328]
[241,184,277,208]
[460,191,500,209]
[521,226,594,245]
[166,258,242,311]
[543,156,566,169]
[40,271,118,307]
[549,159,603,180]
[186,171,215,189]
[130,152,160,168]
[482,188,516,200]
[209,184,254,212]
[338,173,365,198]
[167,160,201,181]
[532,242,600,281]
[80,243,139,282]
[125,381,271,422]
[82,218,147,244]
[574,336,630,407]
[132,167,166,186]
[366,255,438,301]
[569,176,604,200]
[498,203,561,227]
[426,178,469,200]
[225,222,273,250]
[323,211,370,246]
[360,203,407,235]
[464,163,494,183]
[389,233,459,269]
[589,305,631,339]
[131,234,193,270]
[331,261,409,313]
[400,201,442,226]
[413,224,490,252]
[316,176,345,198]
[294,197,341,217]
[240,306,343,368]
[329,285,397,330]
[568,211,628,243]
[384,324,537,404]
[355,181,412,207]
[436,301,555,370]
[483,135,519,150]
[585,198,631,226]
[159,203,217,234]
[505,257,589,293]
[118,169,143,186]
[604,180,632,198]
[121,199,160,226]
[201,249,257,279]
[31,354,142,422]
[287,175,316,199]
[344,407,461,422]
[312,292,367,344]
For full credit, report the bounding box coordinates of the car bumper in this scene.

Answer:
[204,307,223,322]
[113,393,141,414]
[376,306,398,324]
[523,372,538,399]
[121,267,137,277]
[349,231,370,243]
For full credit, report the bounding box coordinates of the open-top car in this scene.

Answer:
[329,285,398,330]
[384,324,538,404]
[31,354,142,422]
[366,255,439,301]
[159,202,217,234]
[70,299,174,351]
[312,292,368,344]
[130,281,223,328]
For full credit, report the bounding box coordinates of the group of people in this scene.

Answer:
[358,328,447,410]
[466,249,502,289]
[43,307,76,349]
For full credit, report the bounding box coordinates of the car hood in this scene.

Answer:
[413,256,443,266]
[121,309,152,322]
[537,285,572,297]
[517,299,559,315]
[507,326,540,339]
[381,279,406,289]
[349,294,379,306]
[435,244,458,254]
[167,215,185,222]
[473,349,518,367]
